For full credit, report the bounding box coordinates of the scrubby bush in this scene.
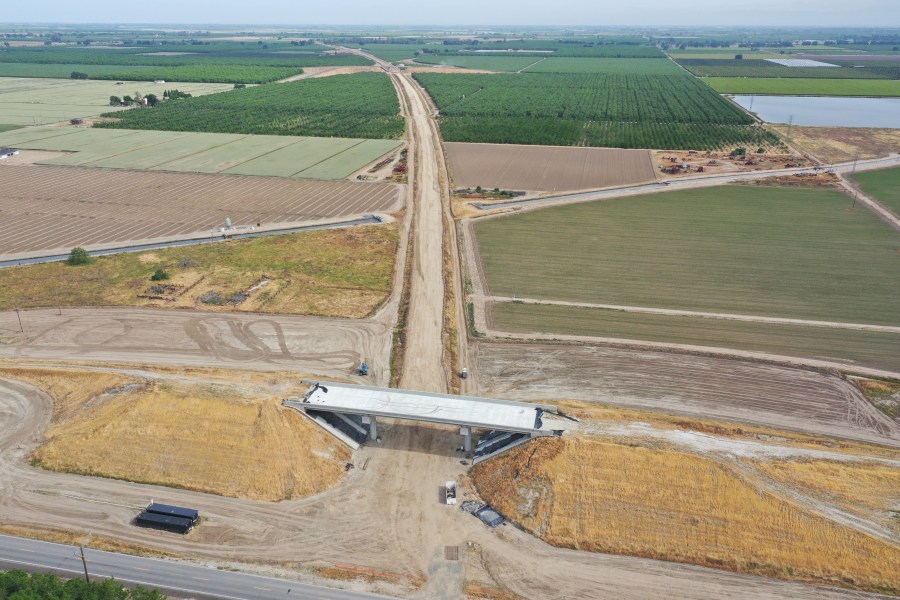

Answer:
[66,246,92,266]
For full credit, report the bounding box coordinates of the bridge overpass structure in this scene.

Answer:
[284,381,562,462]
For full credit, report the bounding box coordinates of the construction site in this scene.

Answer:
[0,28,899,600]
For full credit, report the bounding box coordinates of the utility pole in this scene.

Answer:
[786,115,793,140]
[14,307,23,332]
[851,151,860,176]
[79,545,90,583]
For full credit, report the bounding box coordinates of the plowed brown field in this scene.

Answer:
[444,142,657,192]
[0,165,401,256]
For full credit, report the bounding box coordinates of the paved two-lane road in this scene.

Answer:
[0,535,389,600]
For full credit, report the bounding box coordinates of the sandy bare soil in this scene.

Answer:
[472,341,900,447]
[653,149,808,178]
[278,66,383,82]
[0,149,69,165]
[0,165,401,257]
[446,143,657,192]
[0,307,394,385]
[771,125,900,164]
[393,73,450,393]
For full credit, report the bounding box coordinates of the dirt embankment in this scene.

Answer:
[5,367,349,501]
[471,436,900,594]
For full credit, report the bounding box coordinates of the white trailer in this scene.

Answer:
[445,480,458,505]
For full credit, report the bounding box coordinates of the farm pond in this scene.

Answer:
[733,95,900,128]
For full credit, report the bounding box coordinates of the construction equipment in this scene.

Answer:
[359,361,369,376]
[445,481,458,505]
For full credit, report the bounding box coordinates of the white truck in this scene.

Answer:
[445,480,458,505]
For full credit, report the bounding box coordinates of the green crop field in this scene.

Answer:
[474,186,900,326]
[91,65,301,84]
[0,126,400,179]
[0,45,372,68]
[0,77,232,125]
[491,302,900,373]
[678,59,899,79]
[522,57,682,74]
[420,42,663,58]
[705,77,900,96]
[852,167,900,215]
[413,55,541,72]
[0,44,371,82]
[0,63,156,78]
[668,51,783,59]
[415,72,775,149]
[358,44,423,62]
[97,72,404,139]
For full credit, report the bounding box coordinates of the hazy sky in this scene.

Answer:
[3,0,898,28]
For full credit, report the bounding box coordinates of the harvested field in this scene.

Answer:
[0,126,401,179]
[770,125,900,164]
[0,165,401,258]
[4,367,349,501]
[472,341,900,446]
[470,437,900,593]
[0,224,398,318]
[445,143,656,192]
[0,77,232,125]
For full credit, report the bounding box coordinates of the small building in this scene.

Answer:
[154,79,166,84]
[0,148,19,160]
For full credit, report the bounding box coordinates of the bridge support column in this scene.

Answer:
[460,426,472,453]
[362,415,377,440]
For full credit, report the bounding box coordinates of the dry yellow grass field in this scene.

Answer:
[12,368,349,501]
[754,459,900,533]
[770,125,900,164]
[0,224,399,319]
[0,367,135,421]
[471,437,900,593]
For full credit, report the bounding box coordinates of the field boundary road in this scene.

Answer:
[486,296,900,334]
[838,174,900,232]
[0,535,390,600]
